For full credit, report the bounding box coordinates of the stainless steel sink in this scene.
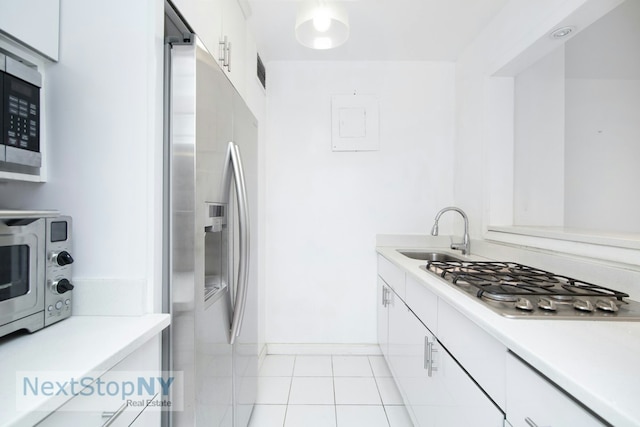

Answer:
[398,250,462,262]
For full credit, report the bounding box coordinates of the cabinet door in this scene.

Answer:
[388,298,431,426]
[506,352,605,427]
[128,393,161,427]
[220,0,247,94]
[171,0,197,25]
[0,0,60,60]
[405,274,438,333]
[36,336,162,426]
[194,0,224,63]
[378,255,405,299]
[172,0,223,64]
[389,298,504,427]
[387,286,406,382]
[377,277,390,359]
[438,300,506,410]
[419,338,504,426]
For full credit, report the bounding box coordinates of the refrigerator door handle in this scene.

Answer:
[226,142,250,345]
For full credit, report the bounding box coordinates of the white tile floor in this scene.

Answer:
[248,355,414,427]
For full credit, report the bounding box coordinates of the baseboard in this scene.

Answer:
[266,343,382,356]
[258,343,268,364]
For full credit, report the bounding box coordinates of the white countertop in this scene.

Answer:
[377,245,640,427]
[0,313,170,427]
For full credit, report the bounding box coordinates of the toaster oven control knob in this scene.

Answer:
[51,251,74,266]
[53,278,74,294]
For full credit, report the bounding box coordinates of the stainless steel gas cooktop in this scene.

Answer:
[421,261,640,320]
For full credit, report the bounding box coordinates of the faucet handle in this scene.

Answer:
[450,242,466,254]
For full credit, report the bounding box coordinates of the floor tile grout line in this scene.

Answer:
[256,354,406,426]
[331,355,338,426]
[369,355,392,426]
[282,355,296,427]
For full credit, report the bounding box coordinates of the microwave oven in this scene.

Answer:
[0,210,73,340]
[0,52,42,172]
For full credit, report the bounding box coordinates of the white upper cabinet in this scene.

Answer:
[0,0,60,60]
[219,0,247,93]
[172,0,248,96]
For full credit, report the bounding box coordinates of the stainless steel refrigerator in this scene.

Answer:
[163,5,259,426]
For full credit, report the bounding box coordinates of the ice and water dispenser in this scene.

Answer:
[204,203,228,304]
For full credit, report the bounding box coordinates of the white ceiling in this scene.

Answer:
[246,0,509,62]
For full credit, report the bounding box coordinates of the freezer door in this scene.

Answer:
[169,37,236,427]
[231,94,259,427]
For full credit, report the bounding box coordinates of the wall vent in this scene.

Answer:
[257,53,266,89]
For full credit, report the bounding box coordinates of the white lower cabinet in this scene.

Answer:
[437,301,506,410]
[385,285,504,427]
[377,277,391,360]
[378,254,406,299]
[377,254,610,427]
[36,336,161,426]
[505,352,605,427]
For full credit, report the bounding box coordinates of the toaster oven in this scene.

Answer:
[0,210,73,339]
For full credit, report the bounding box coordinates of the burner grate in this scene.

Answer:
[425,261,629,301]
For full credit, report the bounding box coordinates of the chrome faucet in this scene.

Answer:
[430,207,470,255]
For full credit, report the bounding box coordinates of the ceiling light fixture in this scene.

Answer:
[550,26,576,39]
[295,1,349,50]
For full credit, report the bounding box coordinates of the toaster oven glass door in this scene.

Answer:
[0,234,39,315]
[0,245,30,301]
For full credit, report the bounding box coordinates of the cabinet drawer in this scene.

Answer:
[405,274,438,334]
[437,301,506,410]
[389,300,503,427]
[378,255,405,298]
[36,337,161,426]
[506,352,605,427]
[129,393,162,427]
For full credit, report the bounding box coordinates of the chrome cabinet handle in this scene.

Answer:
[101,402,127,427]
[424,336,438,377]
[227,142,250,345]
[427,340,434,376]
[382,286,389,307]
[424,336,429,370]
[524,418,539,427]
[218,36,231,71]
[219,36,228,66]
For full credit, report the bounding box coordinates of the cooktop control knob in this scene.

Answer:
[596,299,619,312]
[53,278,74,294]
[515,297,534,311]
[538,297,557,311]
[573,299,594,312]
[51,251,74,266]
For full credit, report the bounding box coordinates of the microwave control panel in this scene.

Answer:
[4,75,40,151]
[0,53,42,170]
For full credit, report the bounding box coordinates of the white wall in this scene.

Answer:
[242,30,268,355]
[454,0,622,235]
[565,78,640,232]
[513,46,565,226]
[0,0,165,313]
[264,61,455,345]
